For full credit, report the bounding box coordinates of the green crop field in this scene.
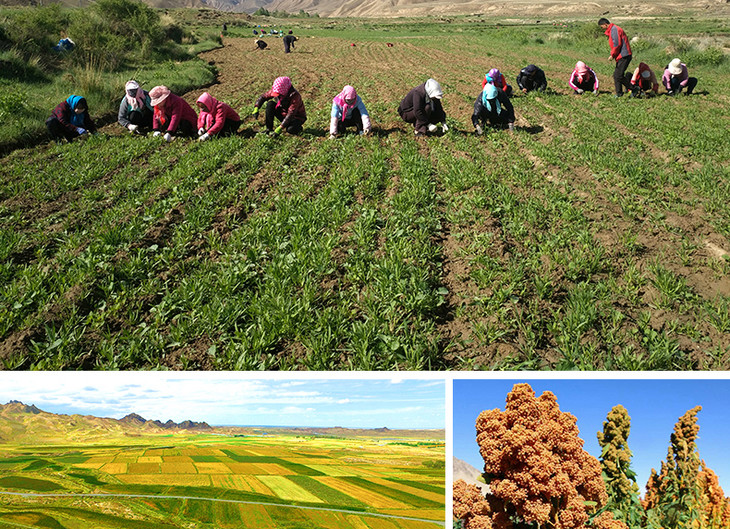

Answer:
[0,431,445,528]
[1,14,729,369]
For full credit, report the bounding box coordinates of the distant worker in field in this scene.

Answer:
[251,76,307,135]
[472,83,515,136]
[46,95,96,142]
[398,78,448,136]
[516,64,548,93]
[598,17,632,97]
[254,38,268,50]
[569,61,599,94]
[482,68,513,96]
[196,92,241,141]
[663,58,698,96]
[629,62,659,97]
[118,80,153,133]
[329,85,372,139]
[283,34,298,53]
[149,85,198,142]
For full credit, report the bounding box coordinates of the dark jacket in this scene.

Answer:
[255,87,307,128]
[47,97,96,134]
[472,87,515,126]
[516,65,547,92]
[398,83,445,133]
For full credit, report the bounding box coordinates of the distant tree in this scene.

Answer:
[253,7,270,16]
[597,405,644,528]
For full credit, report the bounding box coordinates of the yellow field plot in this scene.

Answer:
[160,462,197,474]
[366,478,443,503]
[378,509,444,521]
[181,447,227,456]
[236,504,277,528]
[116,474,211,486]
[244,448,295,458]
[73,457,107,470]
[111,455,138,462]
[304,464,366,477]
[241,476,274,496]
[193,462,232,474]
[251,463,292,475]
[100,462,127,474]
[210,475,256,491]
[137,456,163,463]
[313,477,411,509]
[128,462,160,474]
[224,462,264,475]
[257,475,324,503]
[163,455,193,463]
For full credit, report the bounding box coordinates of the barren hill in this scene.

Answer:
[453,456,489,494]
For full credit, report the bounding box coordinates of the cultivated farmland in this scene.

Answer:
[1,16,729,369]
[0,431,445,528]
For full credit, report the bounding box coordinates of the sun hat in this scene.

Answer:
[575,61,588,73]
[272,76,292,95]
[425,78,443,99]
[149,85,171,106]
[668,58,682,76]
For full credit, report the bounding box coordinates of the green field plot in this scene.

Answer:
[0,476,64,491]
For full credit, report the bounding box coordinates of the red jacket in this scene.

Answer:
[255,88,307,128]
[197,93,240,136]
[153,93,198,133]
[605,23,631,60]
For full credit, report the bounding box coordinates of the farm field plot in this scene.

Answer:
[0,432,445,528]
[1,17,729,369]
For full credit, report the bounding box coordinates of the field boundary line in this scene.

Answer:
[0,491,444,526]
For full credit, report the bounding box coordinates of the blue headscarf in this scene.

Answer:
[481,84,501,115]
[66,95,87,127]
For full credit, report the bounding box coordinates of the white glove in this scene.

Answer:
[441,122,449,132]
[198,127,205,136]
[576,88,584,94]
[427,123,438,132]
[328,134,337,140]
[198,133,210,142]
[508,122,514,132]
[475,124,483,136]
[593,89,599,95]
[153,131,162,137]
[163,132,173,143]
[128,124,138,132]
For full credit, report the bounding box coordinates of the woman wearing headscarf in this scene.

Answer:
[398,78,448,136]
[629,62,659,97]
[569,61,599,94]
[118,80,153,133]
[471,83,515,136]
[251,76,307,135]
[662,58,698,96]
[329,85,371,139]
[46,95,96,142]
[482,68,513,96]
[148,85,198,142]
[195,92,241,141]
[516,64,548,93]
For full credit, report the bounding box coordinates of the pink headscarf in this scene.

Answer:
[196,92,218,130]
[272,76,292,95]
[333,85,357,123]
[125,80,146,111]
[574,61,590,83]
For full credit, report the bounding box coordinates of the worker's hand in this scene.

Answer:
[441,123,449,133]
[76,127,87,135]
[362,128,371,136]
[274,125,282,135]
[328,134,337,140]
[522,88,528,94]
[475,124,483,136]
[427,123,438,133]
[608,55,614,61]
[128,124,138,133]
[153,131,162,137]
[508,122,515,132]
[163,132,173,143]
[198,127,205,136]
[252,107,259,117]
[576,88,584,94]
[593,89,599,95]
[198,133,210,142]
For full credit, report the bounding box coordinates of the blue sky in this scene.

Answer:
[454,379,730,495]
[0,373,444,430]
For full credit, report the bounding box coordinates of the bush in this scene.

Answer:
[573,22,604,41]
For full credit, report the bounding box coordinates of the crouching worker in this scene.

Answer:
[629,62,658,97]
[472,84,515,136]
[196,92,241,141]
[252,76,306,135]
[329,85,371,139]
[569,61,599,94]
[118,80,153,133]
[663,58,698,96]
[398,78,448,136]
[482,68,513,96]
[516,64,547,93]
[149,86,197,142]
[46,95,96,142]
